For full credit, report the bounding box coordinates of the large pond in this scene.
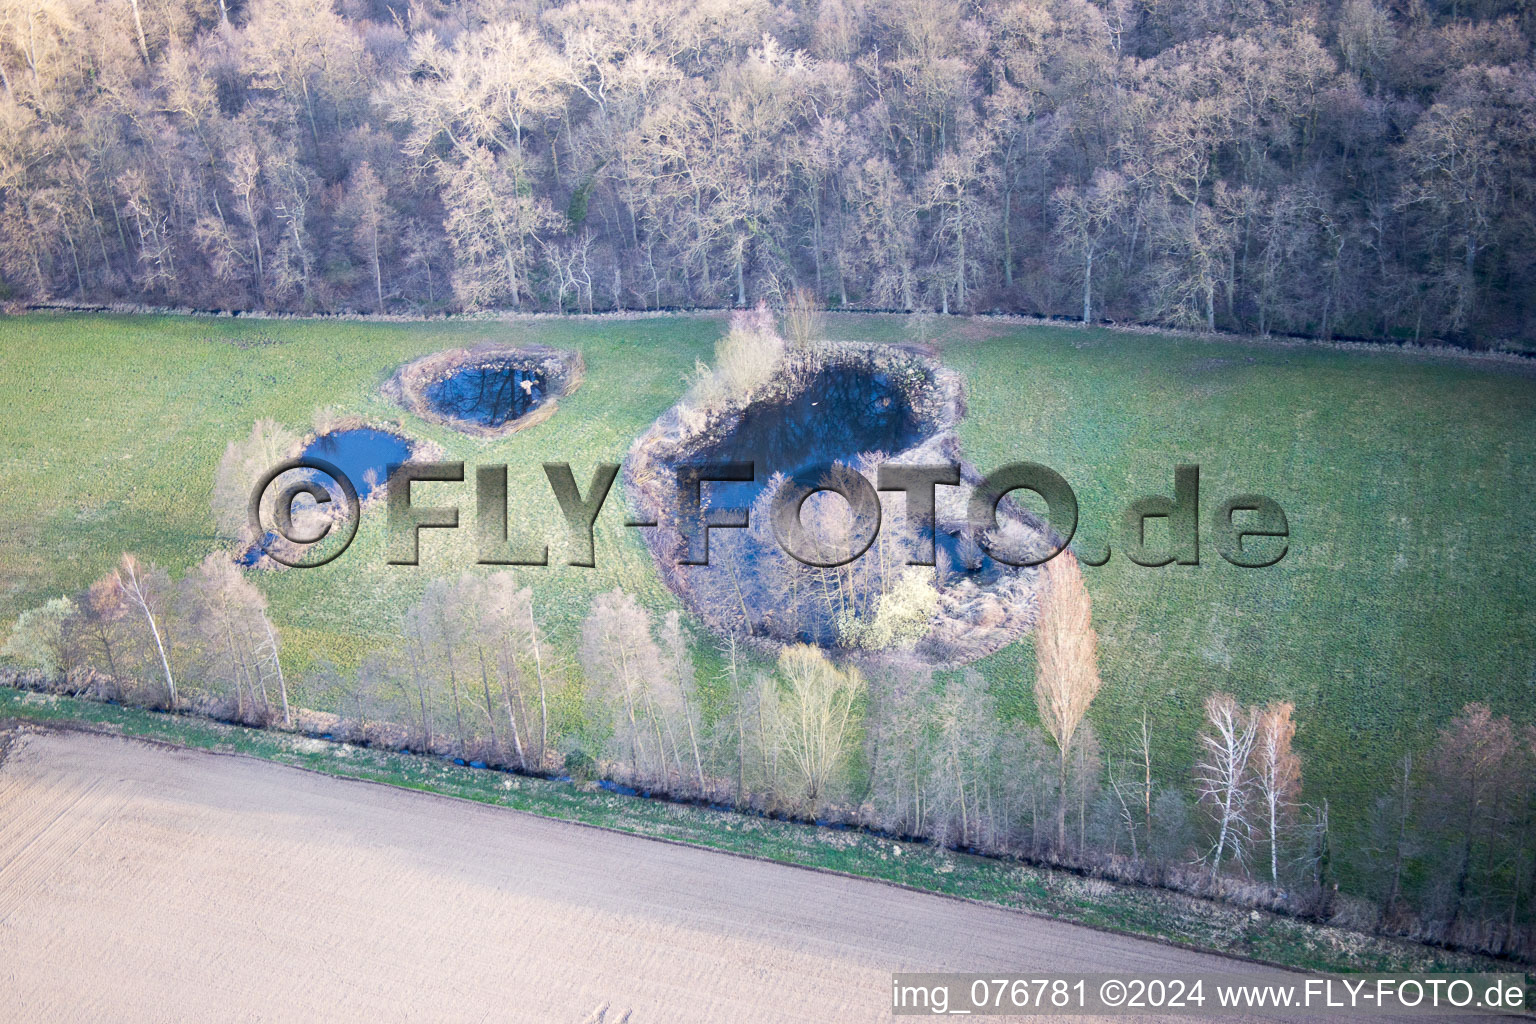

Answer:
[634,359,1012,652]
[701,367,925,512]
[422,362,548,429]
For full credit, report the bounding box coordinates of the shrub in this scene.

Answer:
[713,303,787,399]
[1,597,77,676]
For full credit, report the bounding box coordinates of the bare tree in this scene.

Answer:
[1297,797,1333,915]
[212,418,300,543]
[72,575,128,686]
[765,645,863,810]
[1511,727,1536,947]
[718,634,750,805]
[489,577,554,772]
[1195,692,1257,880]
[660,611,706,796]
[1136,709,1154,849]
[258,615,290,726]
[1053,169,1129,324]
[1067,720,1102,855]
[1426,703,1519,926]
[404,579,474,757]
[343,161,391,313]
[111,554,176,708]
[1253,701,1301,884]
[450,573,522,768]
[780,286,822,351]
[1384,751,1415,915]
[580,589,669,786]
[180,553,285,724]
[1108,708,1156,860]
[864,654,934,837]
[926,667,1002,849]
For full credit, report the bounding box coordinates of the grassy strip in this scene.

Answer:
[5,311,1536,905]
[2,686,1525,983]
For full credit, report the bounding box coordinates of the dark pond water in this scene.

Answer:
[700,366,924,510]
[302,427,412,500]
[653,364,1003,648]
[423,362,548,428]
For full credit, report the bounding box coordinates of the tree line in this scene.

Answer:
[3,546,1532,961]
[0,0,1532,343]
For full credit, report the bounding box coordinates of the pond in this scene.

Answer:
[237,427,412,568]
[636,359,1013,651]
[688,366,1004,590]
[696,366,925,512]
[387,345,583,437]
[302,427,413,499]
[421,362,549,429]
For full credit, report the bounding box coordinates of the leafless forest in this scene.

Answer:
[0,0,1533,343]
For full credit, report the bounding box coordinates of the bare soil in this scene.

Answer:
[0,729,1384,1022]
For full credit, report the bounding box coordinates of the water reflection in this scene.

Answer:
[237,427,411,568]
[658,364,1000,648]
[701,368,922,510]
[303,428,412,500]
[423,363,548,428]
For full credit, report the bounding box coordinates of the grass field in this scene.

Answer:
[2,311,1534,890]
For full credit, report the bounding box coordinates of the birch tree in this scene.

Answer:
[580,589,670,786]
[1194,692,1257,880]
[111,553,176,708]
[180,553,286,724]
[1253,700,1301,884]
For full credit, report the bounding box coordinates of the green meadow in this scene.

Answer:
[2,311,1534,877]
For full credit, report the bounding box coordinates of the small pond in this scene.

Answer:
[238,427,412,567]
[422,362,549,429]
[387,345,582,437]
[302,427,413,499]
